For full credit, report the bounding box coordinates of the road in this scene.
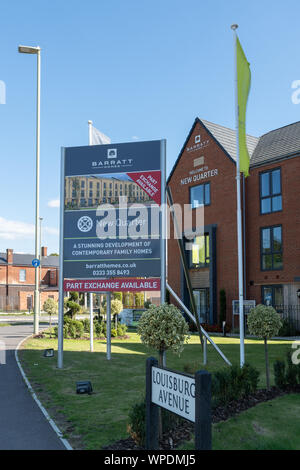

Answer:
[0,324,66,450]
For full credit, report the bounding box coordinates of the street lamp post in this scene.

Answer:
[39,216,43,313]
[18,45,41,335]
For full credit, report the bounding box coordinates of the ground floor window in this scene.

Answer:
[262,285,283,308]
[193,288,209,323]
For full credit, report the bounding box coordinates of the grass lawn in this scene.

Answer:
[19,331,296,450]
[179,393,300,450]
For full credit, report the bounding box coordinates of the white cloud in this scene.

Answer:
[132,136,139,140]
[48,199,60,208]
[0,217,59,240]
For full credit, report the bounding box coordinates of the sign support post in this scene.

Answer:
[106,292,111,360]
[89,293,94,352]
[195,370,212,450]
[58,148,65,369]
[146,357,159,450]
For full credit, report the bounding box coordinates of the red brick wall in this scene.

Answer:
[246,157,300,303]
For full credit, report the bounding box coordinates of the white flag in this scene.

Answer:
[90,125,111,145]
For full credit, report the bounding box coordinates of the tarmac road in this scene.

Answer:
[0,324,66,450]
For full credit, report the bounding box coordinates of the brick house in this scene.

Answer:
[0,247,59,312]
[167,118,300,328]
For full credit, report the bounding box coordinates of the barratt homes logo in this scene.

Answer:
[77,216,93,232]
[107,148,117,159]
[91,148,134,170]
[186,134,210,153]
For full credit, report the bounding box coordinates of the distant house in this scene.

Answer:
[0,247,59,312]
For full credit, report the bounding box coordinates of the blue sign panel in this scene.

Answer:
[32,258,40,268]
[62,140,164,280]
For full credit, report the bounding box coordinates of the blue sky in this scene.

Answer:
[1,0,300,254]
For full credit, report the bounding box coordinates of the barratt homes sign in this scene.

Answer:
[61,140,165,286]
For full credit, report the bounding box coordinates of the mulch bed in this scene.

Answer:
[102,385,300,450]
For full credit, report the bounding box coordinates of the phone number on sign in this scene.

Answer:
[92,269,130,276]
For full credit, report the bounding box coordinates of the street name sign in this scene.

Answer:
[151,366,196,422]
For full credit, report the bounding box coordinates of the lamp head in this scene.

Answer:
[18,45,40,54]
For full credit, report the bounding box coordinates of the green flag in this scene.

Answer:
[237,36,251,177]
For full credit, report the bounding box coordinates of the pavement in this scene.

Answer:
[0,324,66,450]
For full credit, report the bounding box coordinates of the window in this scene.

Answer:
[262,285,283,308]
[190,234,210,267]
[190,183,210,209]
[260,168,282,214]
[81,180,85,188]
[261,225,283,270]
[193,288,210,323]
[19,269,26,282]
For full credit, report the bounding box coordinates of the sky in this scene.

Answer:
[1,0,300,255]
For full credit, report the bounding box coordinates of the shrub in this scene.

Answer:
[111,327,118,337]
[274,360,286,388]
[211,363,260,408]
[82,318,90,333]
[127,398,146,447]
[127,397,181,447]
[144,299,152,309]
[285,350,298,387]
[94,321,104,338]
[117,324,127,337]
[278,319,298,337]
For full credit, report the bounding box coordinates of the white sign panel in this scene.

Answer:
[151,366,195,422]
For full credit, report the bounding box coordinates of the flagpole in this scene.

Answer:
[88,120,94,352]
[231,24,245,367]
[88,120,93,146]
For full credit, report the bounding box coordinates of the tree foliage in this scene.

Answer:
[137,303,190,362]
[247,304,282,339]
[43,298,58,315]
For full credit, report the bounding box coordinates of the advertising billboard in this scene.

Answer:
[60,140,165,287]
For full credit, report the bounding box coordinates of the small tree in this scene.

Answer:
[100,298,123,329]
[111,299,123,329]
[247,304,282,389]
[64,292,81,319]
[137,303,190,366]
[43,298,58,334]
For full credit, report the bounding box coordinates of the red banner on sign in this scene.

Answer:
[127,171,161,205]
[64,278,161,292]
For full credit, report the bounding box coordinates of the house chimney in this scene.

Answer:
[41,246,47,257]
[6,248,13,264]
